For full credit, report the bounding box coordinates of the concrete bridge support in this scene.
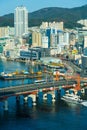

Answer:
[43,92,56,102]
[27,97,33,107]
[37,91,43,103]
[60,88,65,97]
[47,94,52,103]
[3,100,8,111]
[51,93,56,102]
[54,90,60,100]
[16,96,20,102]
[23,95,37,107]
[43,93,47,100]
[24,96,28,104]
[28,95,36,106]
[43,90,61,103]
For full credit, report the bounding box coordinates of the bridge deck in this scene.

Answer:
[0,80,77,100]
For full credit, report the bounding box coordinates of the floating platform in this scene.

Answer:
[0,74,43,80]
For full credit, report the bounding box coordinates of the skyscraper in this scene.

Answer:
[14,6,28,37]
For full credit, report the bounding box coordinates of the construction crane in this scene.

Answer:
[66,74,81,91]
[43,67,81,91]
[55,71,81,90]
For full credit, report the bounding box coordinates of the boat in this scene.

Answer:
[81,101,87,107]
[61,92,87,107]
[61,93,83,104]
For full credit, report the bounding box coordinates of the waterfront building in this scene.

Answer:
[5,43,29,59]
[14,6,28,38]
[40,57,62,65]
[19,48,41,60]
[40,48,50,57]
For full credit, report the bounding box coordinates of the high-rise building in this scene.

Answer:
[14,6,28,37]
[32,31,41,47]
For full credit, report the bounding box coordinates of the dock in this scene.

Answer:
[0,74,43,80]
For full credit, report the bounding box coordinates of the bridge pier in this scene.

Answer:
[37,91,43,103]
[28,97,33,107]
[24,96,28,104]
[23,95,37,107]
[3,100,8,111]
[54,90,60,100]
[51,93,56,102]
[16,96,20,102]
[47,93,52,103]
[60,88,65,97]
[43,93,47,100]
[28,95,36,106]
[43,92,56,102]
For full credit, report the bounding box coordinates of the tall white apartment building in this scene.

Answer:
[14,6,28,37]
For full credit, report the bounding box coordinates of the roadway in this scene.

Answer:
[0,80,76,99]
[65,60,81,74]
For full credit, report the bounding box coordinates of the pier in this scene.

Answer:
[0,73,43,80]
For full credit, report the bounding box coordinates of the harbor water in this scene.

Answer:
[0,59,87,130]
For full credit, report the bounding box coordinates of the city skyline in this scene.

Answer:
[0,0,87,16]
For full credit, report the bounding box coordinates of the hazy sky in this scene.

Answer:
[0,0,87,16]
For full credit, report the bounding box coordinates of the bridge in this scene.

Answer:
[0,78,87,111]
[0,80,77,100]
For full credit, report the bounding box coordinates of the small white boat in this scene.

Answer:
[81,101,87,107]
[61,92,87,107]
[61,93,83,104]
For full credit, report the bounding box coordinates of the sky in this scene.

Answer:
[0,0,87,16]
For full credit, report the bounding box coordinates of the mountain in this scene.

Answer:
[0,4,87,29]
